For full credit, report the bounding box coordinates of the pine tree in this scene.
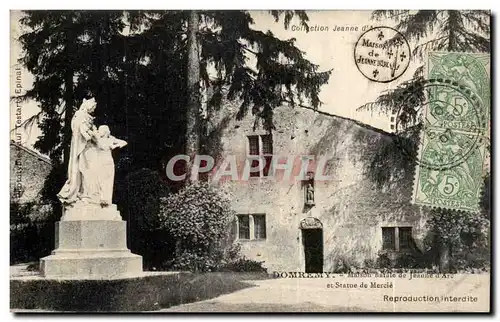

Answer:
[361,10,490,272]
[18,11,127,165]
[19,11,78,164]
[361,10,490,128]
[18,10,127,206]
[127,10,331,180]
[17,10,331,189]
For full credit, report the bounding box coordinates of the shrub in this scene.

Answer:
[159,182,235,272]
[115,168,172,269]
[10,201,54,264]
[117,168,170,231]
[376,253,392,269]
[394,253,424,269]
[221,257,267,273]
[332,256,357,273]
[425,207,490,272]
[363,259,375,268]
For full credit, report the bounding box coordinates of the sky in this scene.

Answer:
[9,10,422,147]
[250,11,418,131]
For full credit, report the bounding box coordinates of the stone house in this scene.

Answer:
[10,141,52,206]
[214,103,428,273]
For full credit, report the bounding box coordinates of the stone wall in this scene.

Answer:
[10,142,52,204]
[214,102,428,272]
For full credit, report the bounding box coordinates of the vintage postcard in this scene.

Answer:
[10,10,491,312]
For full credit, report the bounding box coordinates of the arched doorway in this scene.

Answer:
[300,217,323,273]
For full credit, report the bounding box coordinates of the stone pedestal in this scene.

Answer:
[40,203,143,279]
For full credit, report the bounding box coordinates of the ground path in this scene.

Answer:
[162,277,366,312]
[162,274,489,312]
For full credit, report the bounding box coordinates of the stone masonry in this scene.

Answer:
[214,102,428,272]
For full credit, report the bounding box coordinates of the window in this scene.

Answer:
[399,227,412,250]
[261,135,273,177]
[382,227,396,250]
[238,215,250,240]
[247,135,273,177]
[248,136,260,178]
[382,226,413,251]
[236,214,266,240]
[253,215,266,240]
[248,136,259,155]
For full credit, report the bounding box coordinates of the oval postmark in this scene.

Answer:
[354,26,411,83]
[394,79,486,171]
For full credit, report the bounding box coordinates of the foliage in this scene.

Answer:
[360,10,490,136]
[221,257,267,273]
[158,181,235,272]
[373,252,428,269]
[10,201,54,264]
[372,10,490,58]
[424,204,490,271]
[16,12,332,254]
[358,10,491,272]
[18,11,127,164]
[117,168,170,231]
[375,253,392,269]
[18,10,330,169]
[197,11,331,130]
[426,209,488,246]
[219,243,267,272]
[332,256,358,273]
[362,134,417,188]
[112,168,172,269]
[394,252,426,269]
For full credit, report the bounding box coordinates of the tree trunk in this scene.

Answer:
[62,15,75,167]
[438,241,451,273]
[63,70,74,167]
[185,10,201,183]
[93,16,104,108]
[447,10,459,51]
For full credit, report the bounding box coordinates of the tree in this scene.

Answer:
[16,11,331,265]
[19,11,78,165]
[18,11,127,207]
[176,10,331,181]
[18,10,330,186]
[360,10,490,129]
[185,11,201,182]
[360,10,490,272]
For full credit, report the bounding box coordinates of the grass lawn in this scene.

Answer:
[11,271,269,312]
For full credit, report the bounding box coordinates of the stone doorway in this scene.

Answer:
[300,217,324,273]
[302,228,323,273]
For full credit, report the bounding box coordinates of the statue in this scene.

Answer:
[42,101,142,279]
[57,98,97,204]
[306,182,315,206]
[92,125,127,205]
[57,99,127,207]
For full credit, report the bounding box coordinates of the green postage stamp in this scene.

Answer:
[412,52,490,213]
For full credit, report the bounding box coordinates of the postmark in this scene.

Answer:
[354,26,411,83]
[411,52,490,213]
[394,79,486,171]
[412,134,486,213]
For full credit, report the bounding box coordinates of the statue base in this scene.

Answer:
[61,201,122,221]
[40,205,143,279]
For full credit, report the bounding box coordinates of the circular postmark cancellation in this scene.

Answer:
[354,26,411,83]
[394,78,487,171]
